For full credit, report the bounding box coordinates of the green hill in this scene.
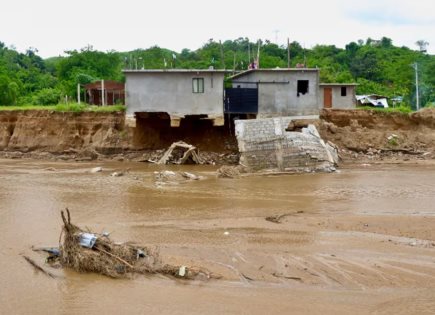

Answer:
[0,37,433,109]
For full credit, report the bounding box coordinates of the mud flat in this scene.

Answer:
[1,159,435,314]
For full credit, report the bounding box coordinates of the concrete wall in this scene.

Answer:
[320,85,356,109]
[235,117,337,172]
[125,71,225,119]
[232,70,320,117]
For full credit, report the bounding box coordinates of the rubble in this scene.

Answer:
[235,118,339,174]
[154,171,203,185]
[156,141,203,165]
[216,165,247,178]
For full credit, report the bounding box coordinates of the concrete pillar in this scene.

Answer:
[125,114,136,128]
[212,116,224,126]
[170,115,182,127]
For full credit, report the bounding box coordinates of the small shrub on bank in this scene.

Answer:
[32,88,62,105]
[358,105,412,114]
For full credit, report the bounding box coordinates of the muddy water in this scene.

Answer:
[1,159,435,314]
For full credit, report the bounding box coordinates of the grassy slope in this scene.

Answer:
[0,104,125,112]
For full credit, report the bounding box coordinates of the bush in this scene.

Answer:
[32,88,62,105]
[0,75,18,105]
[359,105,412,114]
[54,103,87,112]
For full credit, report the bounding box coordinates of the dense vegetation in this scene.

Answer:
[0,37,433,109]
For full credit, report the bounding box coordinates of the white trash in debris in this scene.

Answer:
[91,167,103,173]
[178,265,187,277]
[111,171,124,177]
[79,233,98,248]
[182,172,200,180]
[137,249,146,258]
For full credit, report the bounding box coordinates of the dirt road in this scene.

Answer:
[1,159,435,314]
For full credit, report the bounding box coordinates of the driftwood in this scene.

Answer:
[347,147,425,156]
[94,246,134,268]
[380,148,426,155]
[265,211,304,224]
[272,272,303,282]
[23,255,56,279]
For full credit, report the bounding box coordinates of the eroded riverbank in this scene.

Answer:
[1,159,435,314]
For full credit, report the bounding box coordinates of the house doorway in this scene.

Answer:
[324,88,332,108]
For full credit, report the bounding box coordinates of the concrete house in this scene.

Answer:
[319,83,357,109]
[124,69,228,127]
[226,69,321,117]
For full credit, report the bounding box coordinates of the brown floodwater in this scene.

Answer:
[1,159,435,314]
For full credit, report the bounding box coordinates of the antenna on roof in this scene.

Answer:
[287,38,290,68]
[248,41,251,68]
[303,43,307,67]
[233,52,236,75]
[274,30,279,44]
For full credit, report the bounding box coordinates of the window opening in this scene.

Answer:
[297,80,309,96]
[341,86,347,96]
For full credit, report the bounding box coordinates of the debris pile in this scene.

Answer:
[156,141,203,165]
[154,171,203,186]
[216,165,247,178]
[58,208,212,279]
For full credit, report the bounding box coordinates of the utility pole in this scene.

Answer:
[413,63,420,111]
[219,40,225,69]
[77,84,81,104]
[248,41,251,66]
[101,79,105,107]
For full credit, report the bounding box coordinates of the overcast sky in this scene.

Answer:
[1,0,433,58]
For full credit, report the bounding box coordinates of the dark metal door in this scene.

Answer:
[225,88,258,114]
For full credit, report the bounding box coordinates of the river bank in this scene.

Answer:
[1,108,435,166]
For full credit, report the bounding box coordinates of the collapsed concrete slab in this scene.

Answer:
[235,117,338,173]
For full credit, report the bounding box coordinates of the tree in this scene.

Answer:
[0,75,18,105]
[416,40,429,52]
[380,37,393,48]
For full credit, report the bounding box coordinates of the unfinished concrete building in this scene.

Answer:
[319,83,357,109]
[226,69,321,117]
[124,69,228,127]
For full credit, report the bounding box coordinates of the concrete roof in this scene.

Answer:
[123,69,230,74]
[320,83,358,86]
[229,68,320,80]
